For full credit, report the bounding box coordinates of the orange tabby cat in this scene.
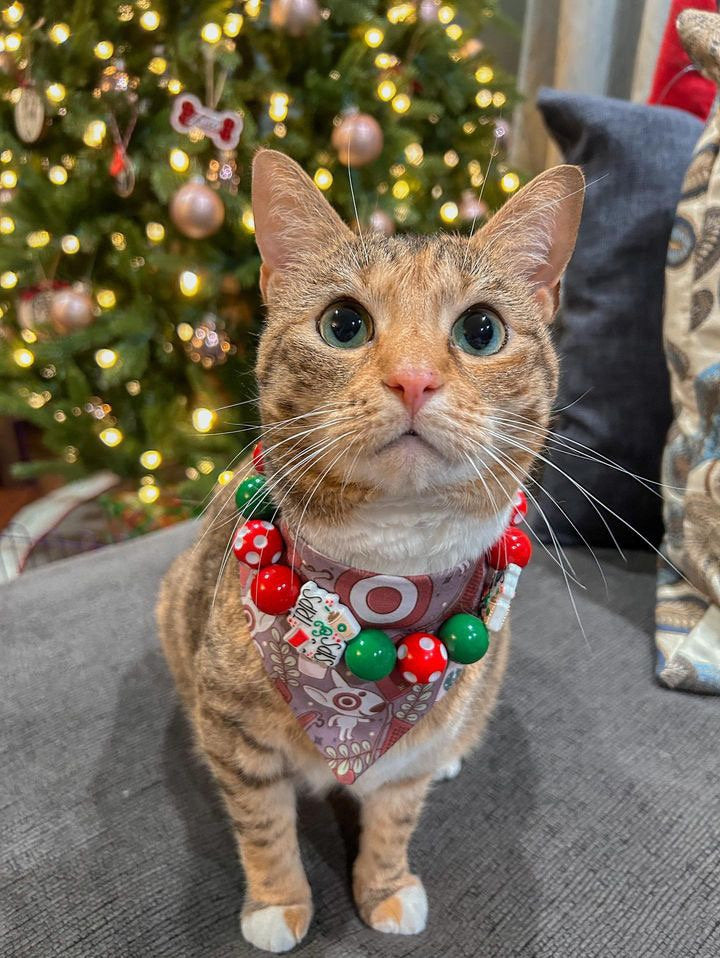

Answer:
[156,149,583,953]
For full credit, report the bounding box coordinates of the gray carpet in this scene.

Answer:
[1,523,718,958]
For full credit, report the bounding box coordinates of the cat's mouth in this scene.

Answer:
[378,429,438,455]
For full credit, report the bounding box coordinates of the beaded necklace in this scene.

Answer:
[232,441,532,686]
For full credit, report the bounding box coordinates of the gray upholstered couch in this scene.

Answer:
[2,522,718,957]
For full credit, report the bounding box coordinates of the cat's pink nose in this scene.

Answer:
[384,368,443,414]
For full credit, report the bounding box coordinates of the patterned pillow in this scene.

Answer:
[656,9,720,693]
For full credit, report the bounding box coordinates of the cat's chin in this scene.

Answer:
[351,434,469,495]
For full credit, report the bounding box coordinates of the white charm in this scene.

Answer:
[481,563,522,632]
[285,581,361,666]
[170,93,243,149]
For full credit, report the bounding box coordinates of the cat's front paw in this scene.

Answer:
[240,901,312,953]
[433,756,462,781]
[357,876,428,935]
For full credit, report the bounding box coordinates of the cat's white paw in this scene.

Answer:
[241,903,311,953]
[433,756,462,781]
[369,881,428,935]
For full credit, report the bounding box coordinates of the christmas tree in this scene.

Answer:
[0,0,518,517]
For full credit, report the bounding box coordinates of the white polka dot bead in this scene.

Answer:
[232,519,284,570]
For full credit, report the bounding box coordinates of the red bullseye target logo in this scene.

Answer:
[335,571,433,630]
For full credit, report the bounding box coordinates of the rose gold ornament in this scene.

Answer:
[368,209,395,236]
[50,286,94,333]
[269,0,321,35]
[331,112,384,167]
[170,178,225,239]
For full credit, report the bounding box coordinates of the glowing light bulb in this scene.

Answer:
[4,32,21,51]
[95,348,118,369]
[3,2,23,25]
[374,53,398,68]
[198,458,214,475]
[387,3,414,23]
[176,322,193,341]
[111,231,126,250]
[201,21,221,43]
[313,168,333,190]
[99,427,123,447]
[48,165,67,185]
[1,270,18,288]
[404,143,424,166]
[224,12,243,36]
[83,119,106,148]
[167,78,183,95]
[500,171,520,193]
[377,79,396,102]
[0,215,15,234]
[475,65,494,84]
[241,209,255,232]
[1,169,17,188]
[169,148,189,172]
[440,201,459,223]
[179,270,200,296]
[492,91,507,108]
[140,449,162,469]
[96,289,116,309]
[0,150,12,162]
[13,347,34,367]
[268,92,289,122]
[218,470,234,485]
[148,55,167,75]
[49,22,70,43]
[146,221,165,242]
[444,150,459,167]
[139,10,160,30]
[438,4,455,24]
[364,27,384,48]
[392,179,410,200]
[61,234,80,254]
[391,93,410,114]
[192,407,216,432]
[94,40,114,59]
[476,89,492,108]
[46,82,66,103]
[26,230,50,248]
[138,484,160,504]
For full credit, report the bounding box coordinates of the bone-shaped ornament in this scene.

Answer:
[170,93,243,149]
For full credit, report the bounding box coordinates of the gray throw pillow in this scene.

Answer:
[530,90,703,548]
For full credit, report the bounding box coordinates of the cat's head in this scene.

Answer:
[251,149,583,525]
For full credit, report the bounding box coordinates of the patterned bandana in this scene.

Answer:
[238,529,489,784]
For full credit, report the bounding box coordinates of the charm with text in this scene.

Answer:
[285,581,361,666]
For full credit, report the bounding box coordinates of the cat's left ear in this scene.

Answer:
[472,165,584,320]
[252,149,354,301]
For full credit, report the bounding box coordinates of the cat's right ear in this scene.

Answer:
[252,149,353,301]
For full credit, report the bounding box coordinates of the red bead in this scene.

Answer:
[487,527,533,570]
[250,564,301,615]
[511,490,527,525]
[252,441,265,474]
[396,632,448,685]
[233,519,284,568]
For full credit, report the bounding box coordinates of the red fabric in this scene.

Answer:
[648,0,717,120]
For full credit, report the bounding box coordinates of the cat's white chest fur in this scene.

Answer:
[300,495,511,576]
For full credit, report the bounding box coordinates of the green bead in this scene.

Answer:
[235,474,274,520]
[438,613,489,664]
[345,629,397,681]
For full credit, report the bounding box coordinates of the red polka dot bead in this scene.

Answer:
[396,632,448,685]
[511,490,527,525]
[252,441,265,474]
[487,527,533,570]
[250,564,301,615]
[233,520,284,569]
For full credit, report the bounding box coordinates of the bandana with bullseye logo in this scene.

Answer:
[239,529,489,784]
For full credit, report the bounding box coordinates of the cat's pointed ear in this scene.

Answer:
[473,164,584,316]
[252,149,353,300]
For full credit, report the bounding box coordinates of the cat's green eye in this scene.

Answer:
[318,301,373,350]
[451,306,506,357]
